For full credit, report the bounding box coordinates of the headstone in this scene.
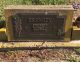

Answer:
[4,5,74,41]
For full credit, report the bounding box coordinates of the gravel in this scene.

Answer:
[0,48,79,62]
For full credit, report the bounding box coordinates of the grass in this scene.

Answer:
[0,0,70,20]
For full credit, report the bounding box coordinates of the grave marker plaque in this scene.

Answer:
[4,5,74,41]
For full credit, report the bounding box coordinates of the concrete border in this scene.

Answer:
[0,41,80,49]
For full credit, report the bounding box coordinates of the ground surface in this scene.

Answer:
[0,48,80,62]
